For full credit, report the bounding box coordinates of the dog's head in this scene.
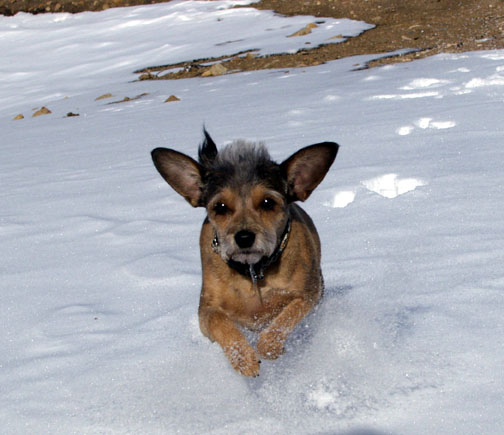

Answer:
[151,130,338,265]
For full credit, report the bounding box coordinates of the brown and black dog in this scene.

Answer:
[151,130,338,376]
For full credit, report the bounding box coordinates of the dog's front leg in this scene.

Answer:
[201,309,260,377]
[257,298,313,360]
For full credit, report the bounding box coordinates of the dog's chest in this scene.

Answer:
[220,280,295,328]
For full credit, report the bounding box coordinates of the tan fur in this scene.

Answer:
[199,200,322,376]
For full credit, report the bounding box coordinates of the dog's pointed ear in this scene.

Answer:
[198,129,218,167]
[281,142,339,202]
[151,148,204,207]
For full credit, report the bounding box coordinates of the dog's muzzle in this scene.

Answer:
[211,219,291,284]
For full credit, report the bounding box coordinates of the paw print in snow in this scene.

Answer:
[396,117,456,136]
[325,174,427,208]
[361,173,427,199]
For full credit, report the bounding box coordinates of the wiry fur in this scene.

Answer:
[198,136,287,206]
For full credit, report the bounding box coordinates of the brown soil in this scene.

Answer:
[2,0,504,79]
[0,0,168,15]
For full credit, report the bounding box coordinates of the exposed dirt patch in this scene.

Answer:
[0,0,168,15]
[2,0,504,78]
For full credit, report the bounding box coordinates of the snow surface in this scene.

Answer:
[1,1,504,434]
[0,0,372,112]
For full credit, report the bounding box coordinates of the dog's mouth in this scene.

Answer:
[230,249,265,265]
[215,231,277,266]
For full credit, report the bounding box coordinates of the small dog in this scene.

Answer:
[151,130,338,376]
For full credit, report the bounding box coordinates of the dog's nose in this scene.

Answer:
[235,230,255,249]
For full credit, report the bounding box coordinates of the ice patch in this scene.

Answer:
[363,74,382,81]
[325,191,356,208]
[415,117,456,130]
[362,174,427,199]
[400,78,450,90]
[396,125,414,136]
[288,109,304,116]
[416,117,432,129]
[431,120,457,129]
[323,94,340,102]
[465,75,504,88]
[480,53,504,60]
[452,89,473,95]
[368,91,439,100]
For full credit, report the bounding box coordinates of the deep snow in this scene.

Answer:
[1,1,504,434]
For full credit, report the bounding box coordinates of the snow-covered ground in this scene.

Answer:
[1,1,503,434]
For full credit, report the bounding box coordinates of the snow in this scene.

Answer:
[361,174,427,199]
[0,0,372,112]
[1,1,504,434]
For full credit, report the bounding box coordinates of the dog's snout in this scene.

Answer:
[235,230,255,249]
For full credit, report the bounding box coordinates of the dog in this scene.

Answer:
[151,130,338,376]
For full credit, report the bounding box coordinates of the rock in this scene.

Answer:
[164,95,180,103]
[201,63,227,77]
[13,114,24,120]
[95,93,113,101]
[139,73,156,80]
[107,93,149,105]
[116,97,132,103]
[66,112,80,117]
[288,23,318,37]
[32,107,51,117]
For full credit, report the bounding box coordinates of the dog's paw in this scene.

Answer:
[224,342,261,377]
[257,329,285,360]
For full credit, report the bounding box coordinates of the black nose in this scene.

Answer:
[235,230,255,249]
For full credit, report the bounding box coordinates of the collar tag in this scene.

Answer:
[211,232,220,253]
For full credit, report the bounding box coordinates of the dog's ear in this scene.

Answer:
[281,142,339,202]
[198,129,218,167]
[151,148,204,207]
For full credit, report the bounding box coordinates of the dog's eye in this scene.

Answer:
[260,198,276,211]
[213,202,229,215]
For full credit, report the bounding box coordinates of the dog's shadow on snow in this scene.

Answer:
[324,284,354,299]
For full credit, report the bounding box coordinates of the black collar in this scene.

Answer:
[212,218,291,284]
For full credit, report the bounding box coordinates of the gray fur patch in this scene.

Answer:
[214,140,270,170]
[201,140,286,204]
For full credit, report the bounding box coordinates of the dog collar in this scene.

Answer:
[211,218,291,284]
